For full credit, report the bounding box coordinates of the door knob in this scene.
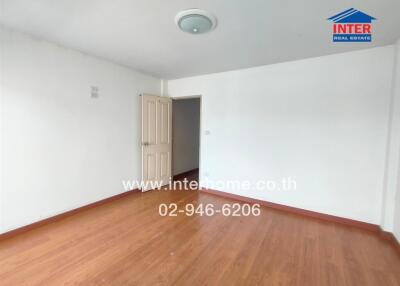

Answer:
[142,142,150,146]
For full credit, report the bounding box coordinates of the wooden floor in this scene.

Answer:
[1,177,399,285]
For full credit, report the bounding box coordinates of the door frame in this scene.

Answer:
[170,95,202,185]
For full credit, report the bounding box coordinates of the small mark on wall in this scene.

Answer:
[91,86,99,98]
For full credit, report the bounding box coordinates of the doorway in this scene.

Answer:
[172,97,201,184]
[140,94,200,191]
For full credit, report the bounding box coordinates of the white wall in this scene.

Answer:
[0,26,161,233]
[389,39,400,241]
[168,46,394,225]
[172,98,200,175]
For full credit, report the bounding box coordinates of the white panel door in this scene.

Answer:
[141,94,172,191]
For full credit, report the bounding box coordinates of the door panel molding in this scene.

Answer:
[141,94,172,191]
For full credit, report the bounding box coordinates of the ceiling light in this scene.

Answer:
[175,9,217,34]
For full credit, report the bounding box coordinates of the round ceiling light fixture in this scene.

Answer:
[175,9,217,34]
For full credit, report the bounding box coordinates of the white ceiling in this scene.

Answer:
[1,0,399,79]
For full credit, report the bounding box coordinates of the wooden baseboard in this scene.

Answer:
[200,188,380,231]
[0,188,140,241]
[380,229,400,256]
[173,168,199,180]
